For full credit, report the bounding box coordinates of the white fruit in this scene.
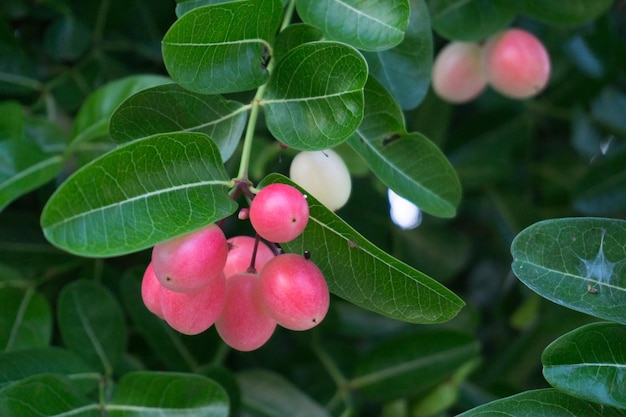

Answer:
[289,149,351,211]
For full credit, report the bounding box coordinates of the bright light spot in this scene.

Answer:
[387,189,422,230]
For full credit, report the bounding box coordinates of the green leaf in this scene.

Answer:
[511,217,626,325]
[429,0,515,41]
[347,77,461,218]
[109,83,248,161]
[362,0,433,110]
[108,371,229,417]
[0,101,24,140]
[237,369,329,417]
[43,15,91,61]
[295,0,410,52]
[41,132,237,257]
[162,0,283,94]
[57,280,126,374]
[262,173,465,324]
[519,0,614,25]
[272,23,323,61]
[0,374,99,417]
[574,152,626,216]
[263,41,367,150]
[352,329,480,401]
[0,139,64,213]
[0,347,96,388]
[70,75,171,147]
[175,0,234,18]
[0,287,52,352]
[542,321,626,409]
[120,271,199,372]
[456,388,624,416]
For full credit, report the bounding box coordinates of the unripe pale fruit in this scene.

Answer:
[259,253,329,331]
[141,262,164,319]
[249,184,309,243]
[482,28,550,99]
[159,272,226,335]
[223,236,275,277]
[432,41,487,104]
[152,223,228,293]
[289,149,351,211]
[215,272,277,351]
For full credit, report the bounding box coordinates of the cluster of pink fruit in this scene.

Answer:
[141,183,330,351]
[432,28,551,103]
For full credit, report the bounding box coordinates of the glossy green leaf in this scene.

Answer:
[262,174,465,324]
[41,132,237,257]
[347,77,461,218]
[362,0,433,110]
[429,0,515,41]
[0,286,52,352]
[574,152,626,216]
[57,280,126,374]
[519,0,614,25]
[70,75,170,147]
[542,321,626,409]
[108,371,229,417]
[272,23,323,61]
[175,0,234,17]
[511,217,626,325]
[162,0,282,94]
[0,347,96,387]
[109,83,248,161]
[296,0,409,52]
[352,329,479,401]
[120,272,199,372]
[263,41,367,150]
[456,388,624,417]
[0,374,99,417]
[238,369,329,417]
[0,139,64,213]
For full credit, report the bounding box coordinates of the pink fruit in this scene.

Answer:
[215,272,277,351]
[249,184,309,243]
[258,253,329,331]
[223,236,275,277]
[141,262,164,319]
[432,41,487,104]
[482,28,551,99]
[159,272,227,335]
[152,223,228,293]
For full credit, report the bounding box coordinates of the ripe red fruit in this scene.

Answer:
[223,236,275,278]
[258,253,329,331]
[432,41,487,104]
[249,184,309,243]
[482,28,551,99]
[159,272,227,335]
[141,262,164,319]
[152,223,228,293]
[215,272,277,351]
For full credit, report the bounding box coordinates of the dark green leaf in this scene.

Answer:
[41,132,237,257]
[70,75,171,147]
[574,152,626,216]
[262,174,465,324]
[108,371,229,417]
[57,280,126,374]
[519,0,614,26]
[429,0,515,41]
[0,33,41,96]
[296,0,410,51]
[456,388,624,416]
[238,369,329,417]
[263,41,367,150]
[272,23,323,61]
[0,101,24,140]
[363,0,433,110]
[0,287,52,352]
[162,0,283,94]
[109,83,248,161]
[43,15,91,61]
[0,347,96,388]
[542,321,626,409]
[0,139,64,213]
[0,374,99,417]
[347,77,461,218]
[511,217,626,325]
[352,329,479,401]
[591,87,626,133]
